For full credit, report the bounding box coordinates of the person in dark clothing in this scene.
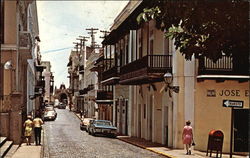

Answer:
[33,114,43,145]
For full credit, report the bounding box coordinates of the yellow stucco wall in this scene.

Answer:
[195,80,249,152]
[153,28,164,55]
[153,82,164,143]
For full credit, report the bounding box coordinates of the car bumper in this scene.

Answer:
[95,129,117,135]
[80,124,87,130]
[44,116,55,121]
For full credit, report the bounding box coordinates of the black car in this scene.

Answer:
[58,103,66,109]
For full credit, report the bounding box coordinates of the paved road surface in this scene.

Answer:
[43,109,165,158]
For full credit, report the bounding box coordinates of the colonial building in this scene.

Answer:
[67,50,80,111]
[0,0,44,144]
[101,0,249,154]
[41,61,54,104]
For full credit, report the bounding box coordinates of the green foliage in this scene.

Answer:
[137,0,249,62]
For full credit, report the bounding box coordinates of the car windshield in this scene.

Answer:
[45,107,54,111]
[45,111,54,115]
[95,121,111,126]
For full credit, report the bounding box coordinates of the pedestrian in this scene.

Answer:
[33,114,44,145]
[23,115,33,145]
[182,120,193,155]
[80,110,83,118]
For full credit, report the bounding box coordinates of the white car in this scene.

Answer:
[43,111,56,121]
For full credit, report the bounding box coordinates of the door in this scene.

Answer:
[138,104,141,138]
[234,109,249,152]
[164,106,168,146]
[148,95,153,141]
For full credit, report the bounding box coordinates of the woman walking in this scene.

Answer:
[182,120,193,155]
[23,115,33,145]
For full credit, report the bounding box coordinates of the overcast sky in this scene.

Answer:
[37,1,129,88]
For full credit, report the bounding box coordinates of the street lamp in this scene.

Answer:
[163,72,179,93]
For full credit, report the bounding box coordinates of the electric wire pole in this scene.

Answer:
[86,28,99,50]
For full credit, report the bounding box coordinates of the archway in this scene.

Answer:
[59,93,68,104]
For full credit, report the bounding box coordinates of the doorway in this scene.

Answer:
[138,104,141,138]
[148,95,153,141]
[233,109,249,152]
[164,106,168,146]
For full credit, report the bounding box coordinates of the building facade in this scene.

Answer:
[101,0,249,154]
[0,0,44,144]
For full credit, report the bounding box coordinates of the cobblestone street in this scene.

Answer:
[43,109,165,158]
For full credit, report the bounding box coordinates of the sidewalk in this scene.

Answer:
[11,143,41,158]
[74,112,248,158]
[117,136,248,158]
[11,129,45,158]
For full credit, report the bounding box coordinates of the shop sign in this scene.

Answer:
[222,100,243,108]
[207,89,249,97]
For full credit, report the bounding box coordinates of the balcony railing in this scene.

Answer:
[198,55,249,75]
[120,55,172,85]
[95,90,113,104]
[102,66,119,84]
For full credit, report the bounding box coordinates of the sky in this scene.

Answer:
[37,1,129,88]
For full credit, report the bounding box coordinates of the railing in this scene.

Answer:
[198,55,249,75]
[102,66,119,81]
[120,55,172,74]
[96,90,113,100]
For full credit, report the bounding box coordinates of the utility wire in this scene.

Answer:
[41,47,73,54]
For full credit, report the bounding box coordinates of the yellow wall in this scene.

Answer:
[195,80,249,152]
[142,23,148,57]
[153,82,164,143]
[153,28,164,55]
[174,52,186,148]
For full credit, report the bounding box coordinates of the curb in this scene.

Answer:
[117,137,175,158]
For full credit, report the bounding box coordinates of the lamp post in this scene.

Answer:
[163,72,180,93]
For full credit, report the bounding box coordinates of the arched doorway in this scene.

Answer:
[59,93,68,104]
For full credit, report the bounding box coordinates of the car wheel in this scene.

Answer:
[91,130,95,136]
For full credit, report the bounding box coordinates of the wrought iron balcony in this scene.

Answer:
[95,90,113,104]
[101,66,119,85]
[79,65,84,74]
[119,55,172,85]
[36,80,45,87]
[198,55,249,76]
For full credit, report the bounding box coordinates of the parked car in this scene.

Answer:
[45,106,57,118]
[80,118,94,131]
[88,120,117,138]
[43,110,56,121]
[58,102,66,109]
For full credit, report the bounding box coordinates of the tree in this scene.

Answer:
[137,0,249,62]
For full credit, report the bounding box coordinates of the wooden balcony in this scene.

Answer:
[101,66,119,85]
[120,55,172,85]
[198,55,249,76]
[95,90,113,104]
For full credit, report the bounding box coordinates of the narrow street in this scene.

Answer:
[43,109,165,158]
